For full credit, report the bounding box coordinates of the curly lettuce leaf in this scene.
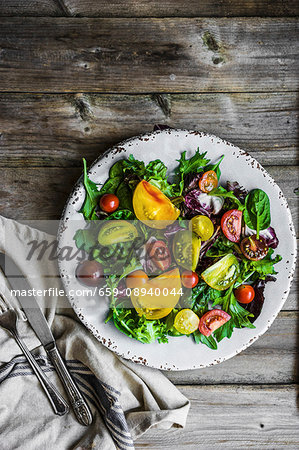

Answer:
[175,149,210,194]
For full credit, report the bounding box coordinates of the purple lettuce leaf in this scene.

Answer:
[227,181,248,202]
[244,276,276,322]
[183,172,204,194]
[163,222,186,240]
[184,189,224,218]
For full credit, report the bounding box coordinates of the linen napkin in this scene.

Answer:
[0,215,190,450]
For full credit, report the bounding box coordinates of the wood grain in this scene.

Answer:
[0,93,298,167]
[1,0,299,17]
[0,18,298,93]
[2,166,298,230]
[135,384,299,448]
[164,312,298,385]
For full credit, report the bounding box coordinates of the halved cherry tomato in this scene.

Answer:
[99,194,119,213]
[221,209,242,243]
[198,170,218,193]
[133,180,180,229]
[181,271,199,288]
[240,235,268,261]
[174,309,200,334]
[146,240,171,271]
[189,215,214,241]
[126,270,148,289]
[199,309,231,337]
[234,285,255,304]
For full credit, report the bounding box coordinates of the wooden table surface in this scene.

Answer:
[0,1,298,448]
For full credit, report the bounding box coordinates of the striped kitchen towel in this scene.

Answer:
[0,215,190,450]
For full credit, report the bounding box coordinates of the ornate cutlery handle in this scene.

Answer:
[47,345,93,426]
[11,330,69,416]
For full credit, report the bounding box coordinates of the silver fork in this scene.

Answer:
[0,294,69,416]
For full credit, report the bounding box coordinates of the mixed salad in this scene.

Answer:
[74,149,281,349]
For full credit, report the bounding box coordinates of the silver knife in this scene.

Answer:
[0,253,93,426]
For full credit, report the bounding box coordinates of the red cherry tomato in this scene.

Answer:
[199,309,231,337]
[234,285,255,304]
[181,271,199,288]
[240,235,268,261]
[146,240,171,271]
[76,260,104,287]
[99,194,119,213]
[198,170,218,193]
[221,209,242,243]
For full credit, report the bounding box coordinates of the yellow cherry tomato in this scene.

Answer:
[133,180,180,229]
[189,215,214,241]
[174,309,200,334]
[130,268,182,320]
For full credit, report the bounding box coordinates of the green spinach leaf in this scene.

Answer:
[116,181,133,210]
[244,189,271,238]
[193,330,218,349]
[79,158,101,220]
[73,228,97,254]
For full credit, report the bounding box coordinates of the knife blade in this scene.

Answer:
[0,252,93,426]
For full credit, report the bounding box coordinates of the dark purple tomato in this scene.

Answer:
[76,260,104,287]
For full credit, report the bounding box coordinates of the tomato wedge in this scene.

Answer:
[234,284,255,304]
[221,209,242,243]
[126,270,148,289]
[240,235,268,261]
[133,180,180,229]
[198,170,218,193]
[199,309,231,337]
[130,268,181,319]
[146,240,171,271]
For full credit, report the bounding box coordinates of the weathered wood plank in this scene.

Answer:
[0,93,298,167]
[1,0,299,17]
[164,312,298,385]
[0,18,298,93]
[0,1,63,16]
[135,384,299,449]
[2,167,298,235]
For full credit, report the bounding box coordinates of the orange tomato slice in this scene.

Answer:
[133,180,180,229]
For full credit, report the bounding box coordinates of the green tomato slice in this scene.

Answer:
[172,230,201,271]
[98,220,138,245]
[201,253,240,291]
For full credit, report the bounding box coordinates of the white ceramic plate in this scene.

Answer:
[58,129,297,371]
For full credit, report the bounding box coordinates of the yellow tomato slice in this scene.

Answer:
[189,215,214,241]
[131,268,182,319]
[174,309,200,334]
[133,180,180,229]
